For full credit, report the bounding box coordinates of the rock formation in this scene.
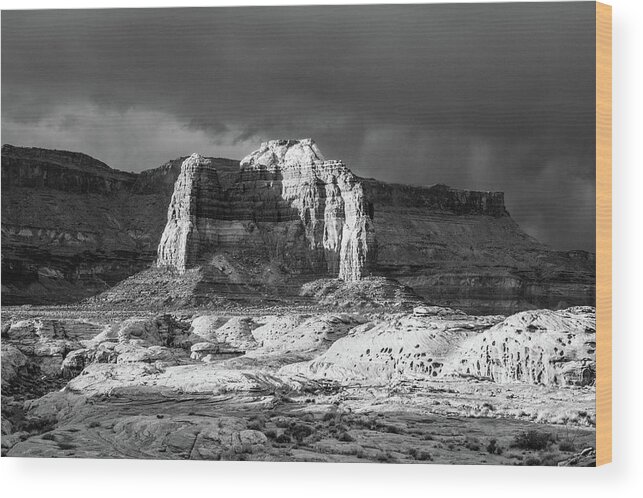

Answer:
[0,145,238,304]
[361,179,596,313]
[2,307,597,463]
[156,139,375,281]
[441,306,596,386]
[2,140,595,312]
[281,312,502,383]
[281,307,595,388]
[156,154,223,270]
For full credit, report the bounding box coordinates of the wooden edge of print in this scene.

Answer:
[596,1,612,467]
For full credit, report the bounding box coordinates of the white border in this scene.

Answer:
[1,1,641,496]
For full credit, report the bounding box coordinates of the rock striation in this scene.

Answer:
[2,140,595,312]
[282,307,596,388]
[281,312,502,384]
[156,139,375,281]
[0,145,236,304]
[361,179,595,312]
[2,308,596,462]
[157,154,223,271]
[441,306,596,386]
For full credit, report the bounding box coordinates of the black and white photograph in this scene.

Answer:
[1,2,600,466]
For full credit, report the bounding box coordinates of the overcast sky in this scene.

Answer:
[1,3,596,251]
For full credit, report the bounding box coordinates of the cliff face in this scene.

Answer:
[1,145,149,304]
[0,146,234,304]
[156,154,224,271]
[2,141,595,312]
[1,145,136,193]
[157,140,375,281]
[361,179,595,313]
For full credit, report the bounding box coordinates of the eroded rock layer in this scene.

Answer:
[2,141,595,311]
[282,307,595,387]
[361,179,595,312]
[1,145,237,304]
[157,139,375,281]
[441,306,596,386]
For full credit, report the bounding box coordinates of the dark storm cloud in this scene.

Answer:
[1,3,596,251]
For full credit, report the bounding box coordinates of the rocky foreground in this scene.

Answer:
[2,304,596,465]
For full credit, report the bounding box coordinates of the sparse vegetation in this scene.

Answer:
[247,415,266,431]
[538,452,563,466]
[289,423,315,443]
[376,451,396,462]
[322,412,335,422]
[464,436,481,451]
[338,431,354,442]
[486,438,503,455]
[275,433,291,444]
[408,447,433,461]
[558,440,576,452]
[21,416,57,435]
[511,430,554,451]
[263,429,277,440]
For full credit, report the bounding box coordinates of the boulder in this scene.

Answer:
[441,307,597,386]
[190,342,220,361]
[281,313,501,383]
[1,344,29,388]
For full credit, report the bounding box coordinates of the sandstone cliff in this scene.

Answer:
[0,145,234,304]
[361,179,595,312]
[156,139,375,281]
[2,141,595,312]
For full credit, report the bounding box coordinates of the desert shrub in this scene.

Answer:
[290,423,315,442]
[338,431,355,442]
[275,433,291,444]
[539,452,563,466]
[486,438,503,455]
[21,416,57,434]
[274,417,292,429]
[523,456,542,466]
[322,411,336,422]
[351,415,378,431]
[263,429,277,440]
[464,436,481,451]
[247,419,265,431]
[376,451,395,462]
[408,448,432,461]
[417,450,432,461]
[378,422,404,434]
[512,430,553,451]
[558,440,576,452]
[335,423,349,434]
